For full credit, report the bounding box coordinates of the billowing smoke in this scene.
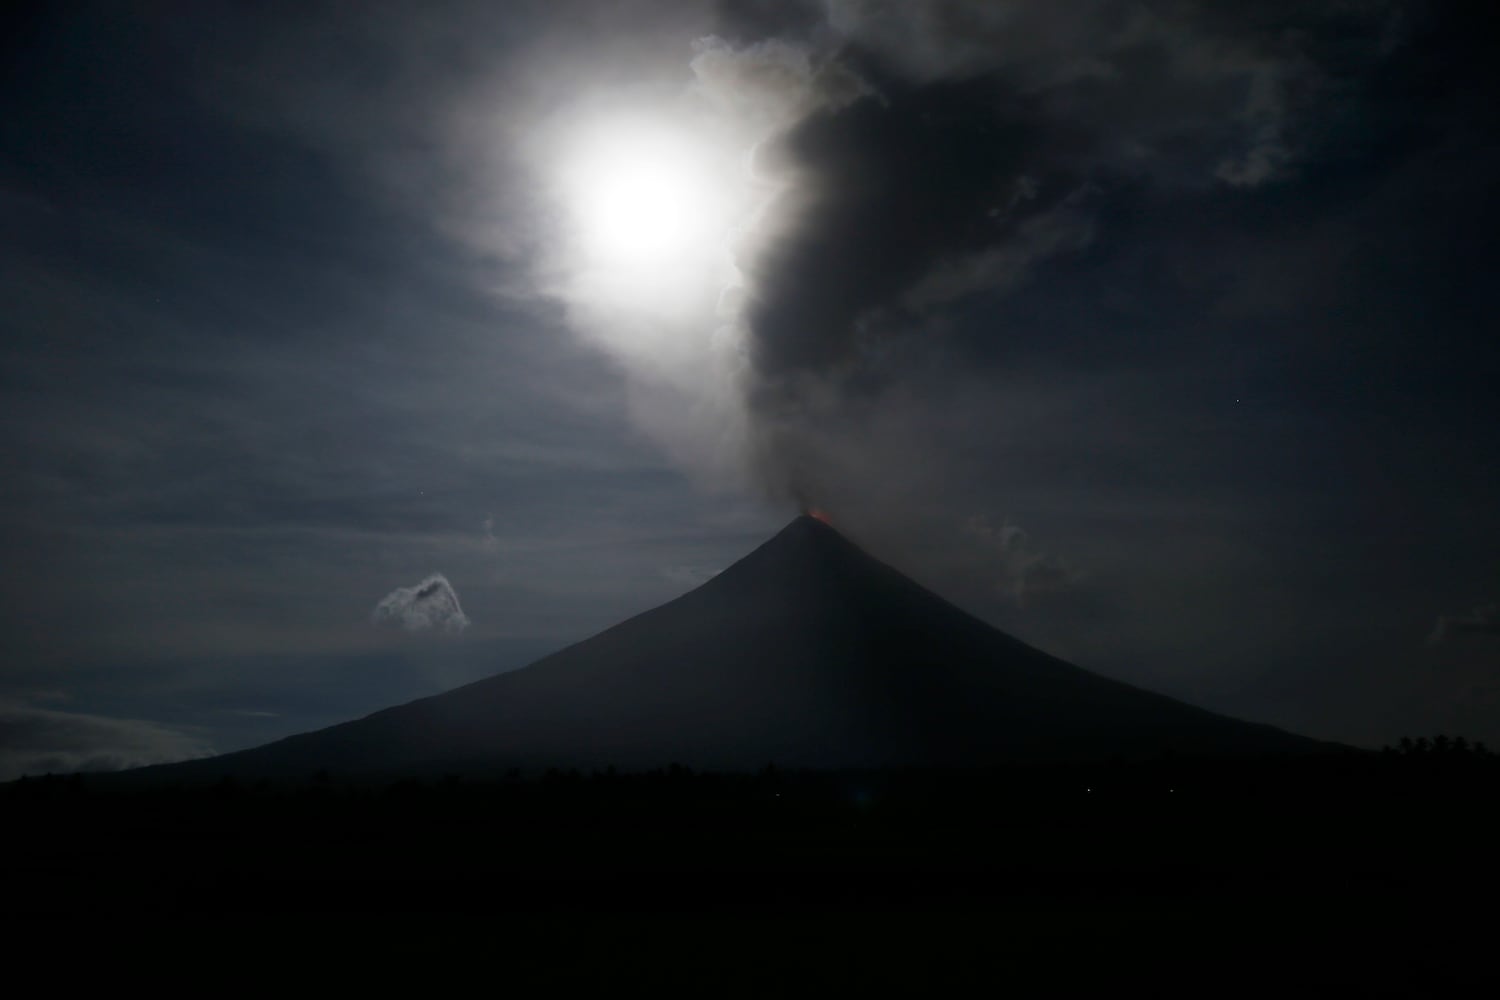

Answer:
[706,0,1399,507]
[372,573,471,635]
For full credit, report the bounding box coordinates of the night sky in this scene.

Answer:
[3,0,1497,779]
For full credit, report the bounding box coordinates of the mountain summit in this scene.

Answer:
[141,516,1323,779]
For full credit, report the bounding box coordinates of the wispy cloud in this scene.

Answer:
[0,702,213,781]
[965,515,1081,607]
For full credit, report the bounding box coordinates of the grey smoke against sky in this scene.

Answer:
[713,0,1404,503]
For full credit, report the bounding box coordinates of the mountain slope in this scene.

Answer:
[137,516,1325,779]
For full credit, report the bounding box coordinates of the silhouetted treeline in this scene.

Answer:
[1385,734,1492,757]
[10,738,1500,809]
[12,747,1494,991]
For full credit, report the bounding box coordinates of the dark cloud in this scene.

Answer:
[725,0,1406,504]
[1429,605,1500,645]
[745,76,1055,376]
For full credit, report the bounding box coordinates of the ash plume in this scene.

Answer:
[689,1,1403,508]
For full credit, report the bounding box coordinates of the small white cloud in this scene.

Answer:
[372,573,471,635]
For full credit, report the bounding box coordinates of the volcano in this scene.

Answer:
[139,516,1324,780]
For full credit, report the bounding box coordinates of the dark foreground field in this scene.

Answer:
[9,747,1499,991]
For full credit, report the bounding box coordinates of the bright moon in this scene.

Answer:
[575,128,711,259]
[555,113,740,314]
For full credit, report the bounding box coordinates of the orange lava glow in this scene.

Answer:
[806,508,833,525]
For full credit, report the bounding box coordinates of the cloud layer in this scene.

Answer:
[0,703,214,781]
